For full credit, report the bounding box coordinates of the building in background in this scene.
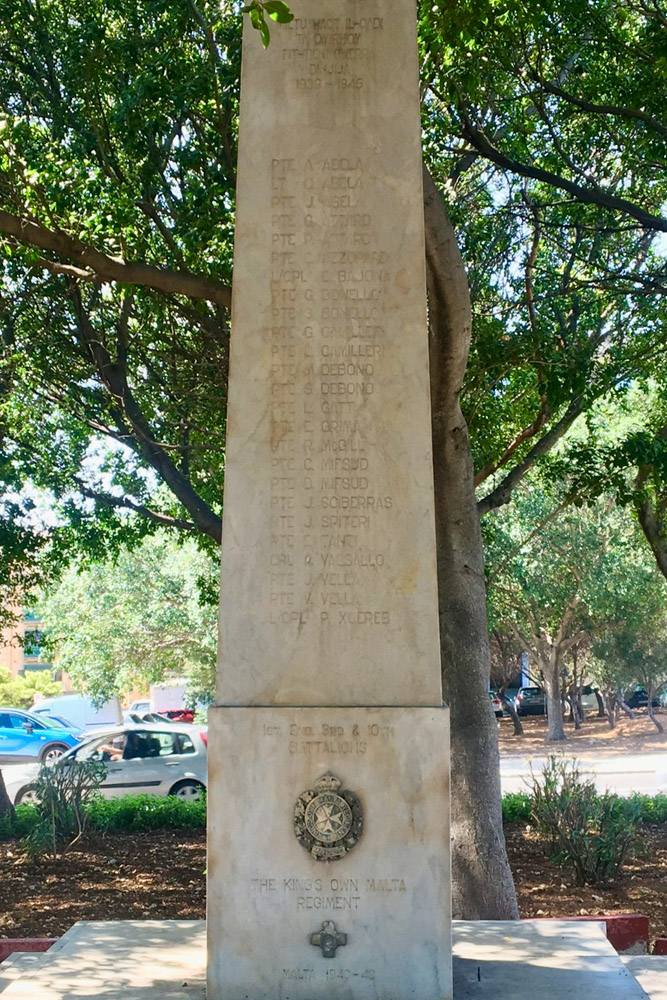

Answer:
[0,609,56,679]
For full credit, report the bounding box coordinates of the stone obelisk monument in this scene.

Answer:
[207,2,452,997]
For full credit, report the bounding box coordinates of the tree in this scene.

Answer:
[487,485,665,740]
[38,533,218,705]
[1,0,666,918]
[0,666,61,708]
[489,629,524,735]
[590,570,667,733]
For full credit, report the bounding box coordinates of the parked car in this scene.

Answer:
[564,685,601,716]
[129,699,150,714]
[0,708,82,763]
[489,691,503,718]
[123,711,178,726]
[623,686,661,710]
[5,722,208,805]
[33,713,80,730]
[514,686,546,716]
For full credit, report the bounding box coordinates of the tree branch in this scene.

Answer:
[0,208,231,308]
[477,395,585,516]
[69,288,223,542]
[74,480,198,534]
[459,120,667,232]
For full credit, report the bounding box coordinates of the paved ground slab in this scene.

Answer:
[0,919,652,999]
[453,920,649,999]
[622,956,667,1000]
[0,921,205,999]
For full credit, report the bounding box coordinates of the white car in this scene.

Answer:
[5,723,207,805]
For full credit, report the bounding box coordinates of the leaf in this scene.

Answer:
[264,0,294,22]
[258,16,271,47]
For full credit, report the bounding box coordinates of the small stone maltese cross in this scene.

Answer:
[309,920,348,958]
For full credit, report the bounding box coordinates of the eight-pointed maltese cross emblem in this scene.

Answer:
[293,772,363,861]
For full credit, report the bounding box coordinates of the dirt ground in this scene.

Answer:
[0,819,665,947]
[0,829,206,940]
[497,709,667,757]
[507,821,667,944]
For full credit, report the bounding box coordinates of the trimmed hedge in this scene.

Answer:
[1,788,664,843]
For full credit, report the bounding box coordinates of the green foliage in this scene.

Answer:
[529,756,644,884]
[38,532,218,703]
[501,792,532,824]
[23,758,106,857]
[84,792,206,832]
[242,1,293,47]
[0,803,40,841]
[627,793,667,825]
[0,666,61,708]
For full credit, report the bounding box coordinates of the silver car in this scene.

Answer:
[6,723,207,805]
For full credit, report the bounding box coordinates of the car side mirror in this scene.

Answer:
[23,722,33,734]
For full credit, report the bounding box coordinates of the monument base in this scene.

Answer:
[206,706,451,1000]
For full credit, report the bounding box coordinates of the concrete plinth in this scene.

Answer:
[206,706,451,1000]
[0,920,654,1000]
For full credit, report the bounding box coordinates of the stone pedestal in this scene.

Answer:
[208,2,451,997]
[207,708,451,1000]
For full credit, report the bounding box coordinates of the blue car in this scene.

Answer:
[0,708,82,763]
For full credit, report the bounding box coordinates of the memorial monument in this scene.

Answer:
[207,1,452,997]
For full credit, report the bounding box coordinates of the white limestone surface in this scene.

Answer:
[206,706,452,1000]
[218,0,441,708]
[622,956,667,1000]
[0,921,205,1000]
[453,920,649,999]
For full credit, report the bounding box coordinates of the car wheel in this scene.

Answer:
[15,785,39,806]
[169,779,205,802]
[40,742,69,763]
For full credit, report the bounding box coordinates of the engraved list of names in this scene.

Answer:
[219,0,442,708]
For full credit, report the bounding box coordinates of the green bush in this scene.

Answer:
[84,793,206,832]
[24,759,106,857]
[502,793,532,823]
[627,792,667,825]
[0,804,40,841]
[529,756,643,885]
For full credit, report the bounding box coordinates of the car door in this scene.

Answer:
[102,730,169,798]
[0,712,26,762]
[0,712,40,761]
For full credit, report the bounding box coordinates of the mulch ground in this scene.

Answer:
[0,829,206,939]
[506,822,667,945]
[0,822,665,947]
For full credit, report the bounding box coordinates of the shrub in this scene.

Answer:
[84,793,206,832]
[529,756,643,885]
[628,792,667,825]
[23,759,106,857]
[502,793,532,823]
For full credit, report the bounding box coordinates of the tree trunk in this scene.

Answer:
[424,167,518,920]
[499,685,523,736]
[594,689,606,718]
[541,653,566,741]
[602,691,616,729]
[0,770,14,821]
[617,693,635,719]
[645,688,665,733]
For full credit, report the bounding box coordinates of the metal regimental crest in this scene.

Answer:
[294,772,363,861]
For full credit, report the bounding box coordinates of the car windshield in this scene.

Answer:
[31,714,63,729]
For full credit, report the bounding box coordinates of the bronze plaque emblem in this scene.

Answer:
[294,772,363,861]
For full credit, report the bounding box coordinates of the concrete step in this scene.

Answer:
[622,955,667,1000]
[0,918,654,999]
[0,953,46,995]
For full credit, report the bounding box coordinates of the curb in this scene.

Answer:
[529,914,649,954]
[0,939,57,963]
